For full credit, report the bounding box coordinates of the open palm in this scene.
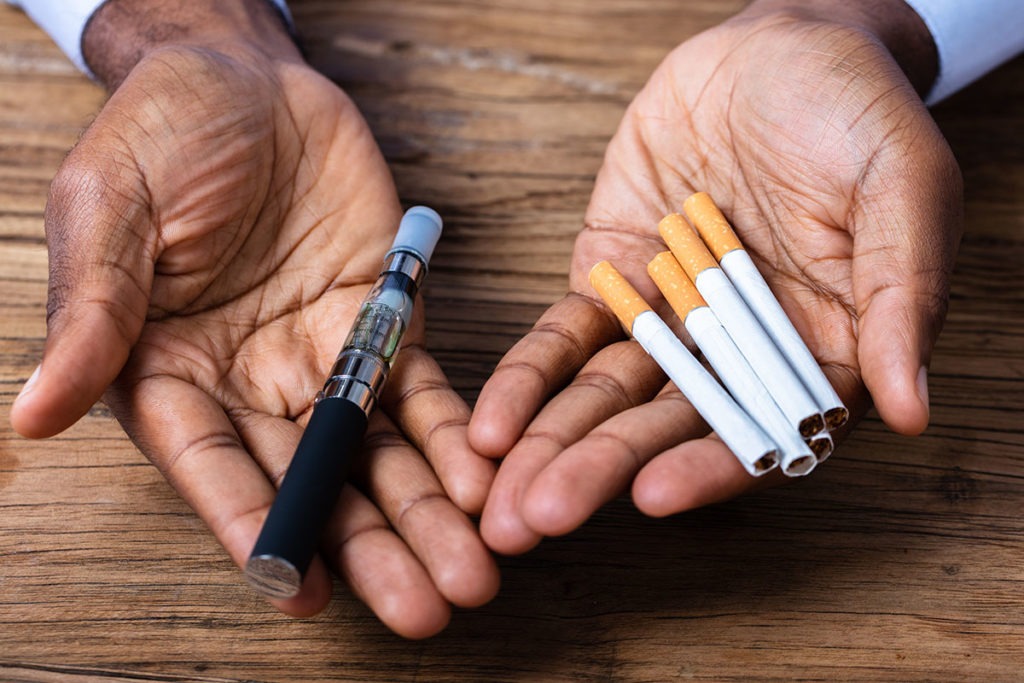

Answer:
[472,9,962,554]
[11,47,497,637]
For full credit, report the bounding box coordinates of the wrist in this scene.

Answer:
[740,0,939,98]
[82,0,302,89]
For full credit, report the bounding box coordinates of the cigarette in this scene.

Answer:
[589,261,779,477]
[648,252,816,476]
[658,213,825,438]
[807,433,834,462]
[682,192,848,431]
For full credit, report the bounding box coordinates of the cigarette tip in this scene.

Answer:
[589,260,651,332]
[753,450,780,475]
[647,251,680,279]
[657,213,718,279]
[798,413,826,438]
[647,251,707,319]
[681,192,743,261]
[681,191,716,218]
[807,434,834,462]
[657,212,690,238]
[782,454,817,477]
[825,406,849,430]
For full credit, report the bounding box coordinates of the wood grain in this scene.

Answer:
[2,1,1023,681]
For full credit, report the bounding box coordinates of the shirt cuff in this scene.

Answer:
[9,0,292,78]
[901,0,1024,105]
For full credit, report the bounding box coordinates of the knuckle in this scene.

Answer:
[588,428,647,472]
[161,429,245,479]
[394,491,449,530]
[529,318,588,361]
[492,359,550,390]
[362,429,410,454]
[520,429,572,452]
[390,375,450,412]
[419,416,467,454]
[570,370,631,405]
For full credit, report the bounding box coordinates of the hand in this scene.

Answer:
[9,0,497,638]
[471,0,962,554]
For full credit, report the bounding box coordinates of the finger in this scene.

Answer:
[381,344,496,514]
[323,486,452,639]
[626,353,870,520]
[632,434,782,518]
[468,293,622,458]
[352,414,500,609]
[106,374,332,617]
[851,123,963,436]
[11,145,155,438]
[480,340,665,555]
[520,390,709,537]
[231,403,468,637]
[553,355,866,525]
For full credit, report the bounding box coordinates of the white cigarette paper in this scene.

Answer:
[647,251,815,476]
[682,192,848,431]
[720,249,849,430]
[696,267,824,437]
[632,311,780,476]
[658,213,825,438]
[682,305,817,476]
[589,261,779,477]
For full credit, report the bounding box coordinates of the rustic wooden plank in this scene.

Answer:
[0,664,251,683]
[1,0,1023,681]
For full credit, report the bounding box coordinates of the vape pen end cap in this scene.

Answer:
[246,555,302,599]
[393,206,443,263]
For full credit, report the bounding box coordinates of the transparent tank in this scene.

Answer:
[338,272,415,367]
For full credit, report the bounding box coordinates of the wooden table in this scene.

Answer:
[2,2,1023,681]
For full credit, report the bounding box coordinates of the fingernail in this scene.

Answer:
[16,365,41,403]
[916,365,930,421]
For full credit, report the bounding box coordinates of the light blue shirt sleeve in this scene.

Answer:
[901,0,1024,105]
[5,0,292,77]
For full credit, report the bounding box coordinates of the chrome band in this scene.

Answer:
[318,378,377,415]
[383,249,427,286]
[328,349,388,392]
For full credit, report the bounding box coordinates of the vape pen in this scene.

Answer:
[246,206,443,598]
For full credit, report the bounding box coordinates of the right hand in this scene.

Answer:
[10,0,498,638]
[471,0,963,555]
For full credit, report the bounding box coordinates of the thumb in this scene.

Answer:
[10,143,155,438]
[852,128,962,436]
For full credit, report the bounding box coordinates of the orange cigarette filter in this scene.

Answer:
[589,260,652,332]
[647,251,707,321]
[657,213,719,280]
[682,192,744,260]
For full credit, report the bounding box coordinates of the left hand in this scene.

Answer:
[11,0,497,637]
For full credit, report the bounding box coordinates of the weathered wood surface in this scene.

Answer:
[1,1,1023,681]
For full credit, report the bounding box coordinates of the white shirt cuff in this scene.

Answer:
[901,0,1024,105]
[7,0,292,78]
